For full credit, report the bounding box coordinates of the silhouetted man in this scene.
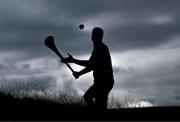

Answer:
[62,27,114,109]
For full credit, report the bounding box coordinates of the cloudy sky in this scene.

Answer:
[0,0,180,106]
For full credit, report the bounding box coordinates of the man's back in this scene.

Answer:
[90,43,114,84]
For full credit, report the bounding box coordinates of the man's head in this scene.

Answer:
[91,27,104,43]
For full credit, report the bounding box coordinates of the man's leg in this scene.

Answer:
[84,85,96,107]
[95,82,114,109]
[95,93,108,109]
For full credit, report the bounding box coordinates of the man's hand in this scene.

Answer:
[61,53,74,63]
[73,71,80,79]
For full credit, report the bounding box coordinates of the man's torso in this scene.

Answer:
[89,43,114,84]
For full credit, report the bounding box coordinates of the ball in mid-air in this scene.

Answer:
[79,24,84,29]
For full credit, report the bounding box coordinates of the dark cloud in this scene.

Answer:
[113,65,134,74]
[107,24,180,52]
[1,0,180,57]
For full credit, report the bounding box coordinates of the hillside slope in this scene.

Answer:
[0,92,179,121]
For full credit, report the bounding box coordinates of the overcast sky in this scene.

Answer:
[0,0,180,106]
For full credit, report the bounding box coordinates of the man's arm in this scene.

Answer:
[61,53,94,79]
[73,66,92,79]
[61,53,90,67]
[73,58,90,67]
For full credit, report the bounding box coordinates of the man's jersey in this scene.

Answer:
[89,43,114,84]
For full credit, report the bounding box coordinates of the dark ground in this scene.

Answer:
[0,93,179,121]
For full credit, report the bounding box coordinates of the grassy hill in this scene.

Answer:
[0,92,179,121]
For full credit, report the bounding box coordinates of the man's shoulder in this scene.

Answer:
[101,43,107,48]
[102,43,109,52]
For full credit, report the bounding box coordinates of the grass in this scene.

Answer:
[0,83,86,108]
[0,91,179,121]
[0,79,123,108]
[0,81,179,120]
